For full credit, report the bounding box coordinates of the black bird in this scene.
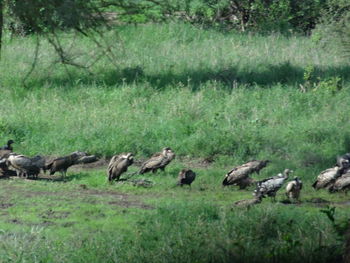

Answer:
[177,169,196,187]
[0,140,14,151]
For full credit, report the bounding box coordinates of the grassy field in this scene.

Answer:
[0,23,349,262]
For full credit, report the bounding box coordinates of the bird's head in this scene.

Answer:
[7,140,14,145]
[283,169,293,177]
[124,152,134,160]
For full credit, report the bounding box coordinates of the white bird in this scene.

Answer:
[312,166,341,190]
[286,176,303,201]
[7,153,45,178]
[255,169,292,201]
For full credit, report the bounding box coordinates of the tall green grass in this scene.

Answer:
[0,22,349,175]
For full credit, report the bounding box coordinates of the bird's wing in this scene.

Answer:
[151,152,162,158]
[285,181,295,193]
[316,167,340,187]
[141,155,164,169]
[225,164,255,184]
[10,156,32,170]
[108,155,120,175]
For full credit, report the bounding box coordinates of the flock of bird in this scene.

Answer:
[0,139,350,207]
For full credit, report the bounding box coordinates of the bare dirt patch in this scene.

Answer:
[0,203,14,209]
[40,209,71,219]
[108,200,154,210]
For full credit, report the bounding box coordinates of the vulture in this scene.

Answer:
[255,169,292,201]
[312,166,341,190]
[177,169,196,187]
[0,140,14,151]
[285,176,303,201]
[107,153,134,182]
[337,153,350,171]
[7,153,45,178]
[139,147,175,174]
[222,160,270,188]
[329,170,350,193]
[45,151,90,177]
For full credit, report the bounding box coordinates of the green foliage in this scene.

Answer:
[94,0,332,33]
[300,65,343,93]
[5,0,104,35]
[312,0,350,57]
[0,23,348,170]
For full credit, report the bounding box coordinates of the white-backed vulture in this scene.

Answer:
[222,160,270,188]
[45,151,91,177]
[255,169,292,201]
[329,170,350,193]
[7,153,44,178]
[286,176,303,201]
[139,147,175,174]
[107,153,134,182]
[312,166,341,190]
[337,153,350,170]
[177,169,196,187]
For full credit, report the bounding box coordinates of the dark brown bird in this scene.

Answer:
[177,169,196,187]
[222,160,270,188]
[45,151,88,178]
[312,166,341,190]
[107,153,134,182]
[139,147,175,174]
[0,140,14,151]
[329,170,350,193]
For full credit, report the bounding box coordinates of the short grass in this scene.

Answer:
[0,165,348,263]
[0,22,349,262]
